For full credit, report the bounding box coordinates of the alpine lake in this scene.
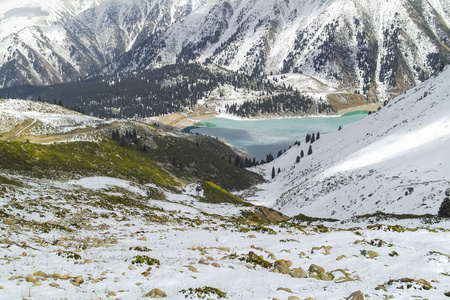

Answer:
[184,111,371,161]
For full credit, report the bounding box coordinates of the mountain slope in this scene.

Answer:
[1,0,449,105]
[103,0,450,102]
[245,66,450,219]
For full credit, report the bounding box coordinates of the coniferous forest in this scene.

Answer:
[0,63,334,119]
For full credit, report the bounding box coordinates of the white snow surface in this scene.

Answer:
[1,173,449,300]
[245,66,450,219]
[0,98,104,136]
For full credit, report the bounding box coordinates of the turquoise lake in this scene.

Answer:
[188,111,370,161]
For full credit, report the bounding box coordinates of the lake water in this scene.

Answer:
[187,111,370,161]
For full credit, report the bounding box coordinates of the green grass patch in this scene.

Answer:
[200,181,250,206]
[239,251,272,269]
[0,140,178,186]
[292,213,339,223]
[0,175,23,187]
[130,255,160,266]
[180,286,227,299]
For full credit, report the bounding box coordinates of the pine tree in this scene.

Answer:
[311,133,315,143]
[306,134,311,143]
[338,126,342,131]
[271,167,276,179]
[172,157,177,168]
[296,156,300,163]
[300,150,304,158]
[316,132,320,140]
[179,161,184,171]
[234,156,241,167]
[307,145,313,155]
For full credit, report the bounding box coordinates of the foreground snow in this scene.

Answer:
[1,175,449,299]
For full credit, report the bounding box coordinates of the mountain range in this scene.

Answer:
[1,0,449,105]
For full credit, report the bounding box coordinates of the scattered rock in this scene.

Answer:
[129,264,137,270]
[33,271,47,277]
[287,296,300,300]
[70,275,84,287]
[59,274,70,280]
[142,267,152,277]
[336,254,347,261]
[361,250,379,259]
[26,276,36,283]
[311,245,332,255]
[0,238,14,245]
[198,258,209,265]
[308,264,334,281]
[138,236,147,241]
[291,267,308,278]
[9,276,21,281]
[212,262,221,268]
[248,234,257,238]
[49,283,59,288]
[107,291,116,297]
[188,266,199,273]
[308,264,325,275]
[0,286,4,289]
[346,290,364,300]
[268,252,277,260]
[4,218,15,226]
[274,259,292,274]
[277,287,293,293]
[143,288,167,298]
[375,285,387,292]
[32,282,41,287]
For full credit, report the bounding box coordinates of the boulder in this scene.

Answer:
[291,267,308,278]
[308,264,325,274]
[274,259,292,274]
[143,288,167,298]
[70,275,84,287]
[346,290,364,300]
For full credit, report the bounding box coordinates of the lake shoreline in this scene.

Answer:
[154,103,381,131]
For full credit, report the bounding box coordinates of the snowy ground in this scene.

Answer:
[245,66,450,220]
[1,174,449,300]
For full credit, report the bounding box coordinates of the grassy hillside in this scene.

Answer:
[146,134,263,191]
[0,140,179,187]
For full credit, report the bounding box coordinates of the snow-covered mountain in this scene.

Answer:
[245,66,450,219]
[1,0,449,103]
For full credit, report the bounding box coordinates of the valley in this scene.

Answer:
[1,67,450,299]
[0,0,450,298]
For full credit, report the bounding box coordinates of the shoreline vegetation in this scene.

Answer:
[155,103,382,131]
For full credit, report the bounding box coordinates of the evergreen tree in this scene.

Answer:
[316,132,320,140]
[307,145,313,155]
[277,167,281,174]
[179,161,184,171]
[234,156,241,167]
[306,134,311,143]
[296,156,300,163]
[338,126,342,131]
[311,133,315,143]
[271,167,276,179]
[172,157,178,168]
[300,150,304,158]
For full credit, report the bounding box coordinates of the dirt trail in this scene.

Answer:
[1,119,123,143]
[1,118,37,141]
